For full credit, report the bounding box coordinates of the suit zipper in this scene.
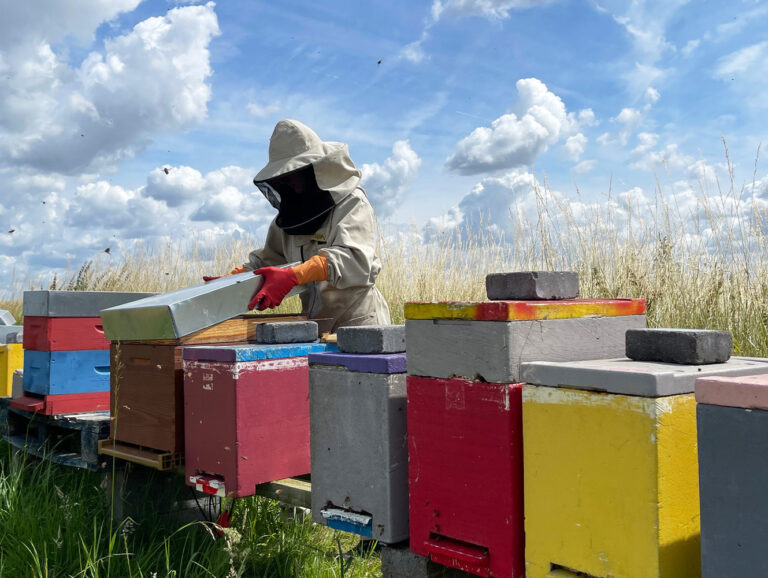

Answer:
[301,244,317,317]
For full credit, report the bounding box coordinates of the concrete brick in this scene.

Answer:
[406,315,646,383]
[5,331,23,344]
[23,290,154,318]
[520,356,768,397]
[255,321,318,344]
[11,369,23,398]
[0,326,22,344]
[308,352,406,374]
[337,324,405,354]
[0,309,15,325]
[381,542,475,578]
[698,403,768,578]
[485,271,579,301]
[626,328,732,364]
[696,373,768,410]
[310,366,408,543]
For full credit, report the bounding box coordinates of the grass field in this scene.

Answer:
[1,168,767,576]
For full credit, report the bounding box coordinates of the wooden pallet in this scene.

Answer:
[98,438,183,471]
[254,475,312,509]
[2,404,111,471]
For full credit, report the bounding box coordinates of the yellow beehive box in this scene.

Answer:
[520,356,768,578]
[0,343,24,397]
[523,385,699,578]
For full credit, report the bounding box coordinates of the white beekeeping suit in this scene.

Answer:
[244,119,391,332]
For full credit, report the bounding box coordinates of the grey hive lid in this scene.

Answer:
[520,356,768,397]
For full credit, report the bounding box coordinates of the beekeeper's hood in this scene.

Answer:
[253,120,362,235]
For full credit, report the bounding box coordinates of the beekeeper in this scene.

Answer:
[233,119,390,331]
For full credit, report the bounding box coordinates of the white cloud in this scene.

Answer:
[400,39,427,64]
[247,101,282,118]
[630,142,695,172]
[0,3,220,174]
[432,0,558,21]
[445,78,579,175]
[715,41,768,78]
[573,160,597,173]
[645,87,660,104]
[361,141,422,218]
[564,133,587,161]
[578,108,598,127]
[426,169,540,239]
[0,0,142,49]
[681,39,700,57]
[594,0,689,97]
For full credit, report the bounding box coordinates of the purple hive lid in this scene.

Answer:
[307,352,406,374]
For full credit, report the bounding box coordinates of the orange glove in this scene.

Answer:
[248,255,328,310]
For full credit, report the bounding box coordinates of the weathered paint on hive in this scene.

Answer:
[404,298,646,321]
[523,386,700,578]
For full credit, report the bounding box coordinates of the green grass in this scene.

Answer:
[0,442,379,577]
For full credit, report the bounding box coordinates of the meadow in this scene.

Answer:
[0,160,767,576]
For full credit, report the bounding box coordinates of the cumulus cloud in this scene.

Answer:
[445,78,587,175]
[425,169,539,239]
[0,2,220,174]
[431,0,558,21]
[361,141,422,218]
[563,133,587,161]
[0,3,266,282]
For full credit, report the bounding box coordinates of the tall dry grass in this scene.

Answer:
[4,155,768,356]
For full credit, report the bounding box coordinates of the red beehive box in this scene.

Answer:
[407,375,525,578]
[23,316,109,351]
[183,342,335,498]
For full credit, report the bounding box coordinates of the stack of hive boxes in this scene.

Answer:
[184,321,336,498]
[405,272,647,578]
[0,309,23,397]
[308,325,408,543]
[14,291,152,414]
[521,329,768,578]
[102,314,309,469]
[696,370,768,576]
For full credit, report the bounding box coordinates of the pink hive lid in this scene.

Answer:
[695,372,768,410]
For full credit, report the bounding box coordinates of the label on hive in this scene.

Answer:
[404,298,646,321]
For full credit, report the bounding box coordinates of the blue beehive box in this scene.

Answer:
[23,349,110,395]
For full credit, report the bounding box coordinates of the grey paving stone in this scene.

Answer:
[381,542,474,577]
[626,328,732,364]
[255,321,318,344]
[486,271,579,301]
[337,324,405,354]
[11,369,23,398]
[0,326,21,345]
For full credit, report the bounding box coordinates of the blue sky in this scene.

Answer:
[1,0,767,284]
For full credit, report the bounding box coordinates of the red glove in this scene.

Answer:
[249,267,299,311]
[203,275,221,282]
